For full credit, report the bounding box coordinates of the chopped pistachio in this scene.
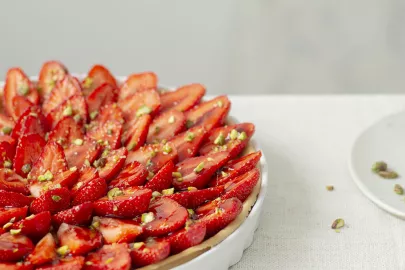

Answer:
[168,115,175,124]
[133,242,144,249]
[221,171,229,177]
[93,157,107,168]
[127,142,137,151]
[90,111,98,120]
[194,162,205,173]
[73,138,83,146]
[10,229,21,235]
[152,191,162,197]
[69,166,77,172]
[84,159,91,167]
[185,132,195,142]
[186,120,194,129]
[378,171,399,179]
[62,105,73,116]
[217,100,223,108]
[187,209,195,216]
[230,129,239,140]
[147,171,155,180]
[38,170,54,182]
[18,84,29,96]
[83,77,93,88]
[214,133,225,146]
[107,129,113,136]
[238,131,247,141]
[21,164,31,174]
[105,258,113,264]
[52,183,61,189]
[394,184,404,195]
[101,149,110,158]
[150,150,157,158]
[172,172,182,178]
[372,161,387,173]
[214,207,223,215]
[57,245,69,256]
[326,185,334,191]
[207,157,214,162]
[85,261,93,266]
[9,217,15,223]
[146,159,153,168]
[92,220,100,229]
[2,126,12,135]
[187,186,197,191]
[141,212,155,224]
[3,160,11,168]
[52,195,62,202]
[162,143,172,154]
[26,214,35,220]
[108,188,124,200]
[331,218,345,230]
[3,222,12,230]
[162,188,174,195]
[136,105,152,117]
[73,114,81,122]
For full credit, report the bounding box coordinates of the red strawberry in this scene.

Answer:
[0,135,15,144]
[72,177,107,206]
[144,160,174,192]
[0,169,29,195]
[93,103,124,125]
[52,202,93,227]
[129,239,170,268]
[0,232,34,262]
[209,151,262,187]
[146,110,186,144]
[84,243,131,270]
[47,94,88,128]
[0,114,15,135]
[122,114,151,151]
[165,222,206,254]
[82,64,117,96]
[13,134,46,177]
[42,76,81,115]
[64,138,101,169]
[0,206,28,227]
[164,186,224,209]
[37,256,85,270]
[48,117,84,149]
[108,161,148,190]
[27,233,57,266]
[172,151,230,190]
[92,216,143,244]
[87,120,123,150]
[160,83,206,112]
[10,211,51,241]
[0,190,32,208]
[221,168,260,202]
[12,96,33,119]
[169,126,207,161]
[11,106,48,140]
[51,168,80,189]
[3,68,39,120]
[185,96,230,131]
[30,188,71,214]
[72,167,99,197]
[126,142,178,174]
[119,72,158,100]
[93,186,152,218]
[196,197,243,237]
[57,223,102,256]
[0,261,33,269]
[86,83,119,114]
[29,168,79,198]
[38,61,69,99]
[118,89,161,121]
[140,197,188,237]
[0,141,16,169]
[94,147,127,182]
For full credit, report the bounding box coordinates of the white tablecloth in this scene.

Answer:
[228,95,405,270]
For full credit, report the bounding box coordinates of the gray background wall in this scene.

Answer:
[1,0,404,94]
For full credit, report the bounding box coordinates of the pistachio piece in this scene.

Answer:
[326,185,334,191]
[194,162,205,173]
[331,218,345,230]
[162,143,172,154]
[2,126,12,135]
[127,142,137,151]
[108,188,124,200]
[136,105,152,117]
[378,171,399,179]
[3,160,11,168]
[52,195,61,202]
[21,164,31,174]
[83,77,93,88]
[56,245,69,256]
[394,184,404,195]
[162,188,174,195]
[230,129,238,140]
[371,161,387,173]
[186,120,194,129]
[185,132,195,142]
[90,111,98,120]
[238,131,247,141]
[73,138,83,146]
[38,170,54,182]
[133,242,144,249]
[10,229,21,235]
[62,105,73,116]
[214,133,225,146]
[141,212,155,224]
[168,115,175,124]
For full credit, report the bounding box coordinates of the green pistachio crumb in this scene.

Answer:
[73,138,83,146]
[83,77,93,88]
[141,212,155,224]
[217,100,223,108]
[2,126,12,135]
[38,170,54,182]
[3,160,11,168]
[132,242,144,249]
[90,111,98,120]
[172,172,182,178]
[378,171,399,179]
[230,129,239,140]
[221,171,229,177]
[194,162,205,173]
[73,114,81,122]
[56,245,69,256]
[162,143,172,154]
[331,218,345,230]
[372,161,387,173]
[136,105,152,117]
[186,120,194,128]
[238,131,247,141]
[108,188,124,200]
[62,105,73,116]
[52,195,61,202]
[105,258,113,264]
[168,115,175,124]
[84,159,91,167]
[10,229,21,235]
[394,184,404,195]
[162,188,174,195]
[185,132,195,142]
[214,133,225,146]
[21,164,31,174]
[127,142,137,151]
[18,84,29,96]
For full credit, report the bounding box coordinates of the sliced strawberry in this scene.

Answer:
[0,114,15,135]
[221,168,260,202]
[146,110,185,144]
[196,197,243,237]
[87,120,122,150]
[84,243,131,270]
[118,89,160,121]
[3,68,39,120]
[38,61,69,99]
[165,222,206,254]
[122,114,151,151]
[210,151,261,187]
[0,141,16,170]
[185,96,231,131]
[30,187,71,214]
[93,186,152,218]
[129,239,170,268]
[119,72,158,100]
[64,138,101,169]
[160,83,206,112]
[46,94,88,128]
[11,107,48,140]
[86,83,118,114]
[164,186,224,209]
[27,233,57,266]
[144,160,174,192]
[0,232,34,262]
[37,256,84,270]
[0,135,15,144]
[13,134,46,177]
[10,211,51,241]
[52,202,93,227]
[93,216,143,244]
[0,169,29,195]
[108,161,148,190]
[82,64,117,96]
[140,197,188,237]
[51,168,80,189]
[0,206,28,227]
[169,126,207,162]
[72,167,99,197]
[57,223,102,256]
[94,147,127,182]
[11,96,33,119]
[172,151,230,190]
[72,177,107,206]
[42,76,82,115]
[93,103,124,125]
[0,190,32,208]
[48,117,84,149]
[0,261,33,269]
[126,142,178,174]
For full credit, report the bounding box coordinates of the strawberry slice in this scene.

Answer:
[221,168,260,202]
[12,96,33,119]
[160,83,206,112]
[164,186,224,209]
[30,187,71,214]
[38,61,68,99]
[65,138,101,170]
[172,151,230,190]
[118,89,161,121]
[199,123,255,158]
[210,151,261,187]
[0,141,16,170]
[37,256,85,270]
[185,96,230,131]
[0,169,29,195]
[72,177,107,206]
[0,114,15,135]
[119,72,158,100]
[94,147,127,182]
[0,190,32,208]
[129,239,170,268]
[57,223,102,256]
[108,161,148,190]
[87,120,123,150]
[3,68,39,120]
[51,168,80,189]
[11,107,48,140]
[29,168,79,198]
[92,216,143,244]
[140,197,188,237]
[0,135,15,144]
[93,103,124,125]
[72,167,99,196]
[42,76,81,115]
[144,160,174,192]
[165,222,206,254]
[84,243,131,270]
[82,64,117,96]
[0,206,28,227]
[146,110,186,144]
[196,197,243,237]
[13,134,46,177]
[52,202,93,227]
[48,117,84,149]
[169,126,207,162]
[126,142,178,174]
[93,186,152,218]
[10,211,51,241]
[86,83,119,115]
[122,115,151,151]
[0,232,34,262]
[46,94,88,128]
[27,233,57,266]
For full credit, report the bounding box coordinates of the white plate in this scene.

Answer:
[349,111,405,218]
